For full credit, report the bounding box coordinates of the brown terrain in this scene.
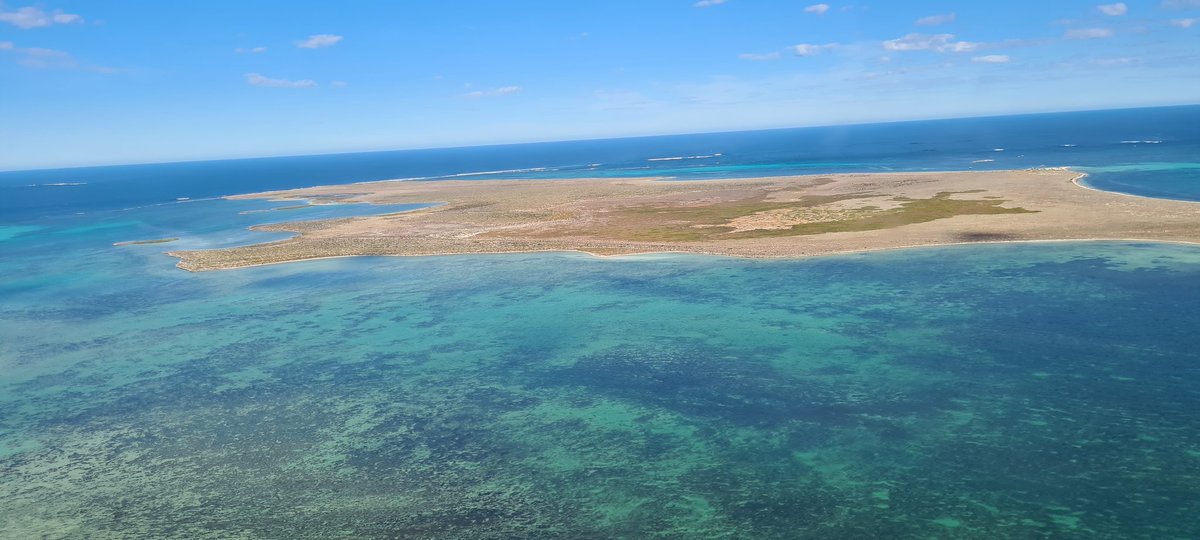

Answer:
[165,169,1200,271]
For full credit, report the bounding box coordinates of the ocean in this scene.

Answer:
[2,104,1197,223]
[1,106,1199,537]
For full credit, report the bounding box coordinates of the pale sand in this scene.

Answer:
[166,169,1200,272]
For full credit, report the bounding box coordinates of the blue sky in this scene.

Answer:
[1,1,1197,170]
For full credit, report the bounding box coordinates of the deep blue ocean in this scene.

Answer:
[1,105,1197,224]
[2,106,1199,538]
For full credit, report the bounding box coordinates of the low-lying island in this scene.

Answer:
[167,169,1200,271]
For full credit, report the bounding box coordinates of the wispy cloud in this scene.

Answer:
[234,47,267,54]
[331,80,349,87]
[972,55,1010,63]
[591,89,662,111]
[1162,0,1200,7]
[19,53,68,68]
[739,42,836,60]
[791,43,837,56]
[916,13,956,26]
[0,4,83,29]
[693,0,726,7]
[0,40,116,71]
[804,3,830,15]
[244,73,317,88]
[1065,28,1114,39]
[738,51,782,61]
[1170,18,1196,28]
[883,33,979,53]
[295,34,343,49]
[23,46,67,58]
[1098,3,1128,16]
[463,85,523,98]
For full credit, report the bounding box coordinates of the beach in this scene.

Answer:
[167,168,1200,271]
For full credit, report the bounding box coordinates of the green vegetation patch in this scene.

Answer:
[598,191,1034,242]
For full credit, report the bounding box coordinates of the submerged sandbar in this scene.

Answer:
[168,169,1200,271]
[115,237,180,246]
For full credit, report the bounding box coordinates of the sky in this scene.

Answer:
[1,1,1198,170]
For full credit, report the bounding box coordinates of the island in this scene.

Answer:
[167,169,1200,271]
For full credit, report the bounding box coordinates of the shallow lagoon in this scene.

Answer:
[2,194,1199,537]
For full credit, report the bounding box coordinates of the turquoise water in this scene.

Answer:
[2,189,1200,536]
[2,107,1200,537]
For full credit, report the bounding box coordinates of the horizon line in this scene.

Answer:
[3,102,1197,174]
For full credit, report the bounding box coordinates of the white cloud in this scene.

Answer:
[331,80,349,87]
[694,0,726,7]
[52,12,80,24]
[972,54,1010,63]
[804,3,830,14]
[791,43,837,56]
[295,34,343,49]
[463,85,523,98]
[234,46,267,54]
[0,5,84,29]
[738,52,781,61]
[1170,18,1196,28]
[916,13,956,26]
[244,73,317,88]
[882,33,978,53]
[1065,27,1114,39]
[1098,3,1128,15]
[1162,0,1200,7]
[0,41,13,50]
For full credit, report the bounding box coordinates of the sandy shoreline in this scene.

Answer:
[165,169,1200,272]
